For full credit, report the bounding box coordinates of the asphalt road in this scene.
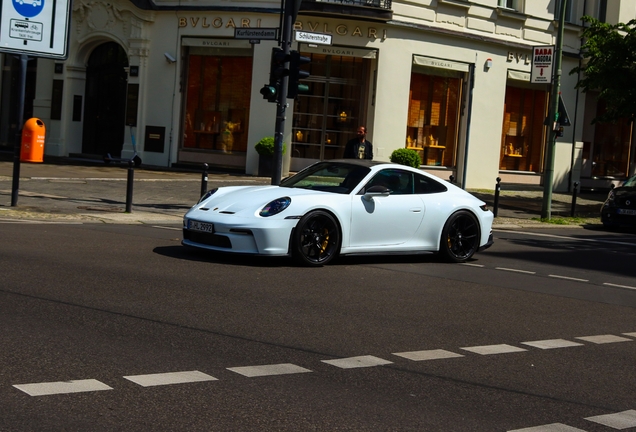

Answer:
[1,221,635,431]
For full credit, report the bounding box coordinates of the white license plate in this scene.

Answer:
[618,208,636,216]
[188,220,214,233]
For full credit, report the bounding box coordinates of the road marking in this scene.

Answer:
[227,363,312,377]
[151,225,182,231]
[13,379,113,396]
[322,355,393,369]
[393,349,464,361]
[623,332,636,338]
[575,334,633,344]
[494,229,636,247]
[123,370,217,387]
[585,409,636,429]
[603,282,636,291]
[508,423,586,431]
[460,263,484,267]
[549,274,589,282]
[496,267,536,274]
[520,339,584,350]
[460,344,527,355]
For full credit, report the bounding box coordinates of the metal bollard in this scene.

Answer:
[125,160,134,213]
[449,174,455,184]
[201,163,209,197]
[571,181,580,217]
[493,177,501,218]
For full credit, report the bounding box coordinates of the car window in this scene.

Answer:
[623,175,636,188]
[362,169,414,195]
[414,172,447,194]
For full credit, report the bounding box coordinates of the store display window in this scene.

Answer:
[499,86,547,172]
[182,49,252,153]
[590,100,632,178]
[405,70,462,167]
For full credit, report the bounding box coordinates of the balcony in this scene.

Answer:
[300,0,393,22]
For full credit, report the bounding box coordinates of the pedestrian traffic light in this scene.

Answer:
[287,50,310,99]
[260,47,290,103]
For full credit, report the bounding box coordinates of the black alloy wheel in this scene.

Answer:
[292,210,341,266]
[439,210,480,263]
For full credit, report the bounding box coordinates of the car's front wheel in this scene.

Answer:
[439,210,480,263]
[292,210,341,266]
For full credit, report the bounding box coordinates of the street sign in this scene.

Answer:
[0,0,72,59]
[294,30,332,46]
[531,45,554,84]
[234,28,278,40]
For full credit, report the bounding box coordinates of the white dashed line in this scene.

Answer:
[123,370,217,387]
[13,379,113,396]
[227,363,312,377]
[460,344,527,355]
[548,274,589,282]
[495,267,536,274]
[520,339,584,350]
[392,349,464,361]
[585,409,636,429]
[623,332,636,338]
[603,282,636,291]
[321,355,393,369]
[575,334,633,344]
[460,263,484,267]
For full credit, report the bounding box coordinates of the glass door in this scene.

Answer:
[291,53,371,166]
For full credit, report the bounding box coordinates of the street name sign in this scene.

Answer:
[530,45,554,84]
[295,30,332,45]
[234,28,278,40]
[0,0,72,59]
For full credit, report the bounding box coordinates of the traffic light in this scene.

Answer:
[260,47,289,103]
[287,50,310,99]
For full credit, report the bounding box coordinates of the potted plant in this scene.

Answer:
[390,148,422,168]
[255,137,286,177]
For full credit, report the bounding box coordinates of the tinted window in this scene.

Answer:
[362,169,414,195]
[414,173,447,194]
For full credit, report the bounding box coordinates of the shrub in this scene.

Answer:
[390,148,421,168]
[255,137,286,156]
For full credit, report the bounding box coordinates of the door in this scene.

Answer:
[82,42,128,157]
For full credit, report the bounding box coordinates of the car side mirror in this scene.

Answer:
[363,185,390,200]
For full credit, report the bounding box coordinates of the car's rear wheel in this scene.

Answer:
[292,210,340,266]
[439,210,480,263]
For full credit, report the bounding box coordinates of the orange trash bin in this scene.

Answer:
[20,118,46,163]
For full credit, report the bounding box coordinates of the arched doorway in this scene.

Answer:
[82,42,128,157]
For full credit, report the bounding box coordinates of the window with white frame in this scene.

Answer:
[498,0,521,10]
[557,0,574,23]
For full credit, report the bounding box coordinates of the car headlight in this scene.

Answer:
[604,189,615,206]
[260,197,291,217]
[198,188,218,203]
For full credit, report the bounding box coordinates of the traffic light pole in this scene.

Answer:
[541,0,567,219]
[271,0,294,185]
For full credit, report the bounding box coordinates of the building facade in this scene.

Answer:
[0,0,634,191]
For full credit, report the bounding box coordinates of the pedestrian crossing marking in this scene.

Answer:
[460,344,527,355]
[585,409,636,429]
[575,334,633,344]
[13,379,113,396]
[227,363,312,377]
[520,339,584,350]
[393,349,464,361]
[123,370,217,387]
[322,355,393,369]
[508,423,585,431]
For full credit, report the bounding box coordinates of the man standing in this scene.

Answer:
[343,126,373,159]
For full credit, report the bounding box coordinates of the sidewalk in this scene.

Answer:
[0,159,606,228]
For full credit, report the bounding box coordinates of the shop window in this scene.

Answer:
[590,100,632,177]
[499,86,547,172]
[405,72,462,167]
[292,54,370,161]
[183,54,252,153]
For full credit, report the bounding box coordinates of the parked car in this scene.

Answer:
[183,160,494,266]
[601,174,636,228]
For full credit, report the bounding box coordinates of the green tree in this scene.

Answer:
[571,16,636,123]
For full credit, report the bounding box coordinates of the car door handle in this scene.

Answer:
[410,208,422,213]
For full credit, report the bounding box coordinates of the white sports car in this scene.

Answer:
[183,160,494,266]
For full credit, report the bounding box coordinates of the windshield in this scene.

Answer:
[280,162,371,194]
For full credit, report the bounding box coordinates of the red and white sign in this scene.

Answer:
[531,45,554,84]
